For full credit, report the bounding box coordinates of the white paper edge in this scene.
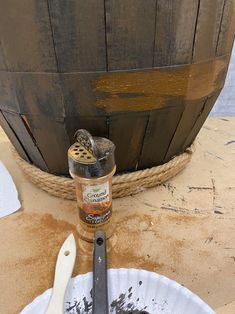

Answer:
[0,160,21,218]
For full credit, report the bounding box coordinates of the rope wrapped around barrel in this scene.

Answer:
[12,144,194,199]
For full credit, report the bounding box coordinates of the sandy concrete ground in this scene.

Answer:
[0,118,235,314]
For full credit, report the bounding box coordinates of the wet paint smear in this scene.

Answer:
[66,297,92,314]
[65,287,151,314]
[65,285,170,313]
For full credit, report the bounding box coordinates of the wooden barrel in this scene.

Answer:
[0,1,234,175]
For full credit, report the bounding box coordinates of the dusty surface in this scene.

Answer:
[0,118,235,314]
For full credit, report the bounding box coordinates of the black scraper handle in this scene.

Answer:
[92,230,108,314]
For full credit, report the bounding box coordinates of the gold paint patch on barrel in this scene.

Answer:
[94,55,228,112]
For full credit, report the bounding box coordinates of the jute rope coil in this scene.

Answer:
[13,144,194,199]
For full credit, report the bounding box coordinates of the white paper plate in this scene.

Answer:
[20,268,214,314]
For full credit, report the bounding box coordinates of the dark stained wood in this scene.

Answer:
[154,0,199,66]
[182,90,222,150]
[0,70,72,173]
[164,98,206,161]
[0,55,231,175]
[109,112,149,172]
[60,73,106,116]
[13,73,64,117]
[0,41,8,71]
[105,0,156,70]
[1,111,48,171]
[65,116,109,145]
[0,110,30,162]
[138,105,183,169]
[48,0,106,72]
[193,0,225,62]
[0,72,20,113]
[0,1,234,175]
[216,0,235,56]
[25,115,70,175]
[0,0,56,72]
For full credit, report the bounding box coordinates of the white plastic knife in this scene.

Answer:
[46,233,76,314]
